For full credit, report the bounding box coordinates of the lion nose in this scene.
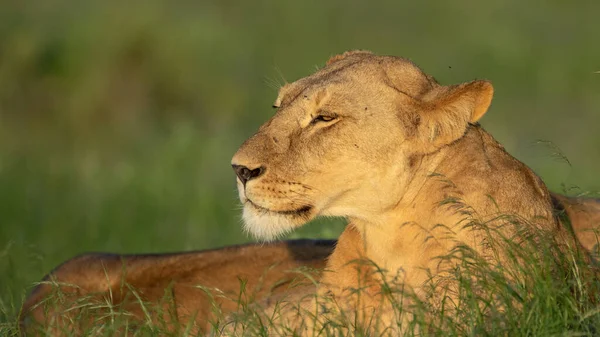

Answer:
[232,165,264,186]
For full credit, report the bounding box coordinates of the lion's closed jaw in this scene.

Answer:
[242,202,313,241]
[232,166,316,240]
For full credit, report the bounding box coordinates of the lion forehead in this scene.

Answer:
[276,55,434,109]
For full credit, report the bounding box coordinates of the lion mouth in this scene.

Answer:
[246,200,313,217]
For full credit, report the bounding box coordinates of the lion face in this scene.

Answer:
[232,51,493,240]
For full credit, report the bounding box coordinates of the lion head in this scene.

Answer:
[231,51,493,240]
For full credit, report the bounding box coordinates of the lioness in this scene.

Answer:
[20,51,599,335]
[230,50,600,333]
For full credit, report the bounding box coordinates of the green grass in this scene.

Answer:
[1,0,599,335]
[13,215,600,336]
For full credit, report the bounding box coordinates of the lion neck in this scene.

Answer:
[347,124,556,287]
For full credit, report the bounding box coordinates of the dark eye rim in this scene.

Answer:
[311,114,337,124]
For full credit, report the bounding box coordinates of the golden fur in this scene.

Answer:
[19,240,333,335]
[553,193,600,254]
[231,50,600,333]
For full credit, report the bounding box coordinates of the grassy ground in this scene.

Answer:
[1,0,599,335]
[13,216,600,336]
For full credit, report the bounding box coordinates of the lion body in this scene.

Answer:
[19,240,333,335]
[19,198,599,334]
[553,193,600,254]
[21,51,600,335]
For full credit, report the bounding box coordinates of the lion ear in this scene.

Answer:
[326,50,373,66]
[408,80,494,153]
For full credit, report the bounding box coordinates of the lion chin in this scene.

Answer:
[242,202,314,241]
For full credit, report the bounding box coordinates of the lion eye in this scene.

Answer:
[311,115,336,124]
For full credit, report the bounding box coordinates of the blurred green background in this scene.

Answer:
[0,0,599,323]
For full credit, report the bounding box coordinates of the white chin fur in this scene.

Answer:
[242,206,297,241]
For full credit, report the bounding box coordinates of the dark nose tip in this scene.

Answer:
[232,165,264,186]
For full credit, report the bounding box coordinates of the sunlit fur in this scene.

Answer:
[242,204,298,241]
[19,240,334,335]
[231,50,600,334]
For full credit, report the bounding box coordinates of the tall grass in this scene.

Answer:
[14,212,600,336]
